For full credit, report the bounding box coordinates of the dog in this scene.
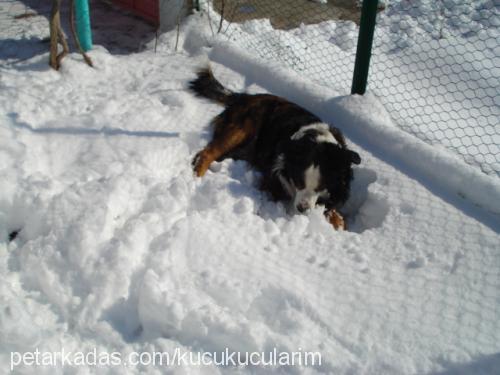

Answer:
[189,68,360,230]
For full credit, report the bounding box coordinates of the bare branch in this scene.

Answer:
[56,24,69,68]
[223,0,238,34]
[206,0,215,37]
[217,0,225,34]
[49,0,66,69]
[154,28,159,53]
[175,0,186,51]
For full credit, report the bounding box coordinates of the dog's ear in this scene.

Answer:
[329,126,347,148]
[348,150,361,165]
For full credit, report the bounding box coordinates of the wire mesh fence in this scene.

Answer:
[370,0,499,177]
[214,0,364,92]
[209,0,499,178]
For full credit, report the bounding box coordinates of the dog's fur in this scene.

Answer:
[189,68,360,229]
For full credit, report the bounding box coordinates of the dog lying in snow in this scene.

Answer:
[189,68,360,230]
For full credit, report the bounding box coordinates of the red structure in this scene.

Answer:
[113,0,159,25]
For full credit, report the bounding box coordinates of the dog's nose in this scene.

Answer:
[297,203,310,213]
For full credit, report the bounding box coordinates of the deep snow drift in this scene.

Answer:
[1,1,500,374]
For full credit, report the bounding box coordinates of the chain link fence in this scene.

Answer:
[370,0,499,177]
[208,0,499,178]
[214,0,363,92]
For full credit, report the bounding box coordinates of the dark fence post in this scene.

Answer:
[351,0,378,95]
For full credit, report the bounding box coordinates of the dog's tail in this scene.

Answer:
[188,67,234,105]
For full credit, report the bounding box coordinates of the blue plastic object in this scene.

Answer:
[74,0,92,52]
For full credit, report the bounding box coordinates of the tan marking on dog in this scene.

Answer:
[193,120,255,177]
[325,209,345,230]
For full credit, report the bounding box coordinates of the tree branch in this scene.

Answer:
[217,0,225,34]
[49,0,62,69]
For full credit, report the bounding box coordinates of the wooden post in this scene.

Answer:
[49,0,69,70]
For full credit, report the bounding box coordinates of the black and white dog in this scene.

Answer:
[189,68,360,229]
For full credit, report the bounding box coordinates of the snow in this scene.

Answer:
[1,1,500,374]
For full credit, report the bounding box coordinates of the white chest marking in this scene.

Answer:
[294,164,323,210]
[291,123,337,144]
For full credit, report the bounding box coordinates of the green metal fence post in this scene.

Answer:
[351,0,378,95]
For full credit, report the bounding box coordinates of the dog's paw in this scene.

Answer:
[192,151,209,177]
[325,209,345,231]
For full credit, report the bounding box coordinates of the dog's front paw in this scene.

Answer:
[325,209,345,231]
[192,150,210,177]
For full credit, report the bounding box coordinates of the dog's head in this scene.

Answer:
[273,124,361,213]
